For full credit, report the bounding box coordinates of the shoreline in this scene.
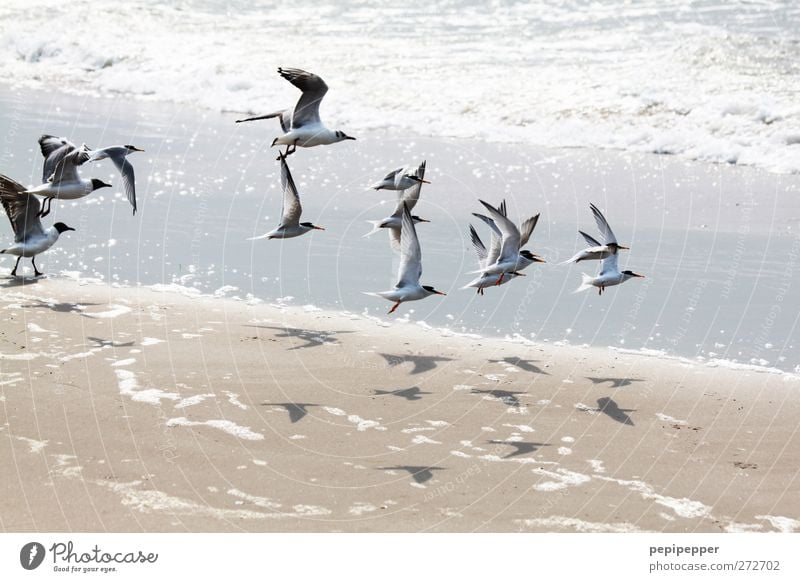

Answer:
[1,277,798,532]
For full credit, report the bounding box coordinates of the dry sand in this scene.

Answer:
[0,277,798,533]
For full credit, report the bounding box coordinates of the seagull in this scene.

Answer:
[37,135,143,215]
[25,144,111,217]
[371,163,431,191]
[463,201,544,294]
[249,153,324,240]
[562,203,629,264]
[365,202,446,314]
[0,174,75,277]
[364,160,429,250]
[236,68,355,157]
[574,252,644,295]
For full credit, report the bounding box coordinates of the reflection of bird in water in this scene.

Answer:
[489,440,549,459]
[597,397,635,426]
[379,465,444,484]
[472,389,525,407]
[267,403,317,423]
[373,387,431,401]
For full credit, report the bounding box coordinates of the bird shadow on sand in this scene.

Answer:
[588,377,643,388]
[488,440,550,459]
[87,336,136,348]
[489,356,549,375]
[378,465,445,484]
[247,325,354,350]
[379,353,454,375]
[374,387,432,401]
[262,402,318,423]
[472,388,525,408]
[0,275,43,288]
[597,396,635,426]
[20,300,102,313]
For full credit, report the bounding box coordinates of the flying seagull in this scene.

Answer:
[562,203,629,264]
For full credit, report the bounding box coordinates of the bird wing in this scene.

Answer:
[39,135,78,182]
[518,213,540,247]
[277,154,302,228]
[468,224,488,268]
[0,174,43,242]
[391,160,426,216]
[472,213,503,266]
[590,203,618,244]
[51,146,91,184]
[395,203,422,288]
[599,252,620,277]
[279,67,328,128]
[579,230,602,247]
[105,149,138,215]
[388,226,402,253]
[479,199,520,264]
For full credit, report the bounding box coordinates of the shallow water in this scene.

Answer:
[0,88,798,371]
[0,0,799,173]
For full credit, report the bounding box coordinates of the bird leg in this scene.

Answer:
[598,285,604,296]
[495,272,505,286]
[478,288,484,296]
[32,257,43,277]
[38,197,52,218]
[10,256,21,277]
[387,301,401,315]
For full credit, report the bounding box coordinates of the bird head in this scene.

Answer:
[301,221,325,231]
[422,285,446,296]
[610,242,630,250]
[335,130,356,142]
[411,215,430,223]
[124,145,145,153]
[520,249,546,263]
[91,179,112,190]
[622,270,644,279]
[53,222,76,234]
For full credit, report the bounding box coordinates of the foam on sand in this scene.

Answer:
[167,417,264,441]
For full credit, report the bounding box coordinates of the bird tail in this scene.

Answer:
[247,233,271,241]
[362,291,383,299]
[574,273,594,293]
[362,220,382,238]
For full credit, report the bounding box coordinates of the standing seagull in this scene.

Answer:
[371,163,431,191]
[364,160,429,250]
[575,253,644,295]
[365,203,446,314]
[249,153,324,240]
[0,174,75,277]
[38,135,144,215]
[236,68,355,156]
[562,203,629,264]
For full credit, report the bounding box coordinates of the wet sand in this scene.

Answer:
[1,278,798,532]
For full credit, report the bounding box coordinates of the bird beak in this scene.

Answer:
[132,146,145,152]
[345,136,357,140]
[618,245,630,250]
[419,218,431,223]
[313,226,325,231]
[66,227,76,232]
[271,138,278,147]
[634,273,645,278]
[434,290,447,296]
[533,257,546,263]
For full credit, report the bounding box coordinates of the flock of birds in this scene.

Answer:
[0,67,644,310]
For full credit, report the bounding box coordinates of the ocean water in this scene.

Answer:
[0,88,798,373]
[0,0,799,173]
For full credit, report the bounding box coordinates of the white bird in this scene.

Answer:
[574,253,644,295]
[0,174,75,277]
[371,162,431,191]
[25,144,111,217]
[364,161,429,250]
[365,202,446,314]
[467,200,540,285]
[37,135,143,215]
[249,153,324,240]
[236,68,355,157]
[562,203,629,264]
[463,202,545,294]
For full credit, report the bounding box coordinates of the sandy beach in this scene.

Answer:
[0,277,797,533]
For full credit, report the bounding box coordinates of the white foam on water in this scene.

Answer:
[26,323,52,333]
[83,304,132,319]
[348,502,378,516]
[141,337,165,346]
[756,515,800,533]
[111,358,136,367]
[597,476,711,519]
[503,423,534,433]
[532,468,592,492]
[724,522,763,533]
[115,369,179,405]
[557,447,572,456]
[224,391,249,410]
[517,517,646,533]
[587,459,606,474]
[174,394,215,409]
[656,413,688,425]
[15,435,48,453]
[402,427,436,434]
[167,417,264,441]
[411,435,441,445]
[0,352,39,360]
